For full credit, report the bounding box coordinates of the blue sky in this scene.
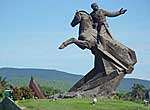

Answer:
[0,0,150,80]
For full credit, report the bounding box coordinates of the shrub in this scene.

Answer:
[40,86,64,97]
[12,87,34,100]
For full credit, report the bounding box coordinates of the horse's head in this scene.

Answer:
[71,11,81,27]
[71,10,92,27]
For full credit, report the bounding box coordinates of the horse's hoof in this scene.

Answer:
[58,43,66,49]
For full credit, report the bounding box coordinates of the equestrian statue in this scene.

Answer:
[58,3,137,98]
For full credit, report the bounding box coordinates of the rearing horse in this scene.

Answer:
[58,10,137,73]
[59,11,97,50]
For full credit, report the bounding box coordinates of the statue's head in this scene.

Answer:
[91,3,99,11]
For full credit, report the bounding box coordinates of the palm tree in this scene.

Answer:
[0,76,9,89]
[131,83,146,100]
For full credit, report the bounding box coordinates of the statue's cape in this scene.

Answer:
[98,24,137,69]
[100,36,137,68]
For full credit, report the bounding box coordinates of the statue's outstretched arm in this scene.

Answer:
[103,8,127,17]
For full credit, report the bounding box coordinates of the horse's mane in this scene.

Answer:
[79,10,93,22]
[79,10,90,16]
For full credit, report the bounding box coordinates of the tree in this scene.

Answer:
[115,91,132,101]
[0,76,9,99]
[131,83,146,100]
[0,76,9,89]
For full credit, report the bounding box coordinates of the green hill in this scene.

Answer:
[0,67,150,91]
[118,78,150,91]
[9,78,71,91]
[0,67,82,84]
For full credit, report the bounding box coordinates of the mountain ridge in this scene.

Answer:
[0,67,150,91]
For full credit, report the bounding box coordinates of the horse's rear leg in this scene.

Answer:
[74,40,90,50]
[59,38,75,49]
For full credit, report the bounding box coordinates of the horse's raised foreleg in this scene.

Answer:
[59,38,75,49]
[59,38,90,50]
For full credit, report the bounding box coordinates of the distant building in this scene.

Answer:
[29,76,45,99]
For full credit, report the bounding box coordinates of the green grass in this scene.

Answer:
[18,98,149,110]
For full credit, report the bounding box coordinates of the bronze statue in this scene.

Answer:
[90,3,127,39]
[58,3,137,98]
[90,3,126,48]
